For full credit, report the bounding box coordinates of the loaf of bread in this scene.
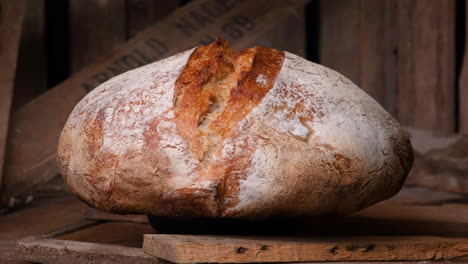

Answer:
[57,39,413,219]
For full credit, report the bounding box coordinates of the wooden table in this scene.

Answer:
[1,185,468,263]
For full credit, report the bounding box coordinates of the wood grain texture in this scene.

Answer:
[70,0,126,73]
[396,0,455,133]
[58,222,155,248]
[359,0,397,115]
[404,127,468,194]
[255,10,306,58]
[126,0,181,38]
[143,234,468,263]
[0,197,94,240]
[1,0,311,208]
[0,240,32,264]
[17,238,159,264]
[459,0,468,133]
[0,0,26,196]
[385,186,465,205]
[355,203,468,225]
[85,208,148,223]
[320,0,396,114]
[12,0,47,110]
[320,0,360,84]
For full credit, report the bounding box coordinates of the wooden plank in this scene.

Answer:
[354,203,468,225]
[0,197,95,240]
[386,186,466,205]
[70,0,126,73]
[359,0,397,115]
[12,0,47,110]
[319,0,396,114]
[405,127,468,194]
[0,240,32,264]
[320,0,360,84]
[16,238,158,264]
[85,207,148,223]
[0,0,26,196]
[396,0,455,133]
[256,11,306,58]
[58,222,155,248]
[13,237,456,264]
[460,0,468,133]
[126,0,181,38]
[143,234,468,263]
[302,216,468,238]
[1,0,311,208]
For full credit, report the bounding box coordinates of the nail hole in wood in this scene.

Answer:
[236,246,247,254]
[329,245,339,255]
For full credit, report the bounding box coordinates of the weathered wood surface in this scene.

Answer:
[143,234,468,263]
[396,0,455,133]
[2,186,468,263]
[459,0,468,133]
[406,127,468,194]
[256,9,306,58]
[12,0,47,111]
[1,0,311,209]
[320,0,397,114]
[126,0,182,38]
[0,0,26,197]
[58,221,155,248]
[16,238,159,264]
[355,202,468,225]
[0,197,94,240]
[320,0,455,132]
[385,186,465,205]
[1,240,32,264]
[85,207,148,223]
[69,0,126,73]
[0,196,96,263]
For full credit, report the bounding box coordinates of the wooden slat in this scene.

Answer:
[354,203,468,224]
[319,0,396,114]
[386,186,465,205]
[14,238,451,264]
[17,238,158,264]
[0,196,96,262]
[0,197,94,240]
[359,0,397,114]
[58,221,155,248]
[320,0,360,84]
[12,0,47,111]
[85,208,148,223]
[1,0,311,208]
[0,0,26,195]
[300,216,468,238]
[459,0,468,133]
[126,0,181,38]
[70,0,126,73]
[0,240,32,264]
[404,127,468,194]
[143,234,468,263]
[396,0,455,133]
[256,11,306,58]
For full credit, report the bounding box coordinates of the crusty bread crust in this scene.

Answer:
[57,39,413,219]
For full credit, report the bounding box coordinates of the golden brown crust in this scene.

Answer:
[174,39,284,163]
[173,39,285,212]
